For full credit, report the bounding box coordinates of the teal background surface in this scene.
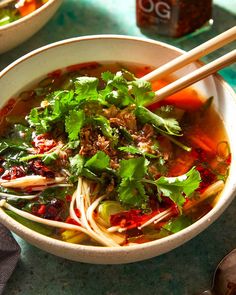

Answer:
[0,0,236,294]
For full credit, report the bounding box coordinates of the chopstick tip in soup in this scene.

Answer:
[0,62,230,247]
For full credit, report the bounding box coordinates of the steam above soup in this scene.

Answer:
[0,62,230,247]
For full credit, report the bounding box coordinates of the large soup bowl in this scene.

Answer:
[0,35,235,264]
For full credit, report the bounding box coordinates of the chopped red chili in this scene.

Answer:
[1,166,26,180]
[29,160,55,178]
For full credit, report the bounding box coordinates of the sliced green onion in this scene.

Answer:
[98,201,124,226]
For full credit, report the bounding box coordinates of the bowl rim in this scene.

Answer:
[0,0,59,31]
[0,34,236,256]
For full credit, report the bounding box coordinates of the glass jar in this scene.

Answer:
[136,0,212,37]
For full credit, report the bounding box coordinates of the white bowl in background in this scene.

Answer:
[0,35,235,264]
[0,0,63,54]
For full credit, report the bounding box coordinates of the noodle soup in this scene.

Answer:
[0,62,230,247]
[0,0,48,26]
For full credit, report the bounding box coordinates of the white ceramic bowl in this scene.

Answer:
[0,0,63,54]
[0,35,236,264]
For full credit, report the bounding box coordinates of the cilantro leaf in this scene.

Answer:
[118,179,148,208]
[69,154,84,177]
[154,167,201,209]
[118,157,149,180]
[63,140,80,150]
[135,106,182,136]
[130,79,155,106]
[84,151,110,172]
[42,151,59,165]
[27,90,77,133]
[0,138,30,154]
[65,109,85,141]
[81,168,100,181]
[163,215,192,233]
[117,157,149,208]
[101,71,134,107]
[101,71,155,107]
[118,145,157,158]
[74,77,99,100]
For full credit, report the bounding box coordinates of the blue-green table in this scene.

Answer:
[0,1,236,294]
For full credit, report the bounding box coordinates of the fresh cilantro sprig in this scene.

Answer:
[68,150,201,210]
[69,151,111,182]
[101,71,154,107]
[142,167,201,210]
[116,157,200,210]
[118,157,149,208]
[118,145,158,158]
[135,106,182,136]
[19,151,59,165]
[27,90,76,133]
[27,70,156,142]
[65,109,85,141]
[163,215,192,233]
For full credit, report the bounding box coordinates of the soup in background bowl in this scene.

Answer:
[0,35,235,264]
[0,0,62,54]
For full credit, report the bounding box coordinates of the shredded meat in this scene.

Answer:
[109,118,126,128]
[80,107,158,167]
[104,105,137,133]
[103,105,119,118]
[116,106,137,132]
[79,126,117,158]
[142,124,154,139]
[131,124,157,155]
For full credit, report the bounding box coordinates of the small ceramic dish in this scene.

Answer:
[0,0,63,54]
[0,35,235,264]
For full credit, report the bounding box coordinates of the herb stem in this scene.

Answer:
[161,133,192,152]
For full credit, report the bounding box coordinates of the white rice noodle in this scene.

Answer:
[107,225,123,233]
[0,199,117,247]
[75,178,89,228]
[69,187,81,225]
[82,180,91,208]
[200,180,224,201]
[0,192,38,200]
[97,223,125,245]
[0,199,90,236]
[107,208,173,233]
[138,208,173,229]
[0,175,65,189]
[30,183,73,191]
[86,195,121,247]
[70,178,117,247]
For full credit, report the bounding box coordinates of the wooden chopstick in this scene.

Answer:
[148,49,236,104]
[142,26,236,82]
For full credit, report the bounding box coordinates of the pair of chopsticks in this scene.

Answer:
[142,26,236,104]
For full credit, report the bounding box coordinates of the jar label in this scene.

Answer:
[138,0,171,21]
